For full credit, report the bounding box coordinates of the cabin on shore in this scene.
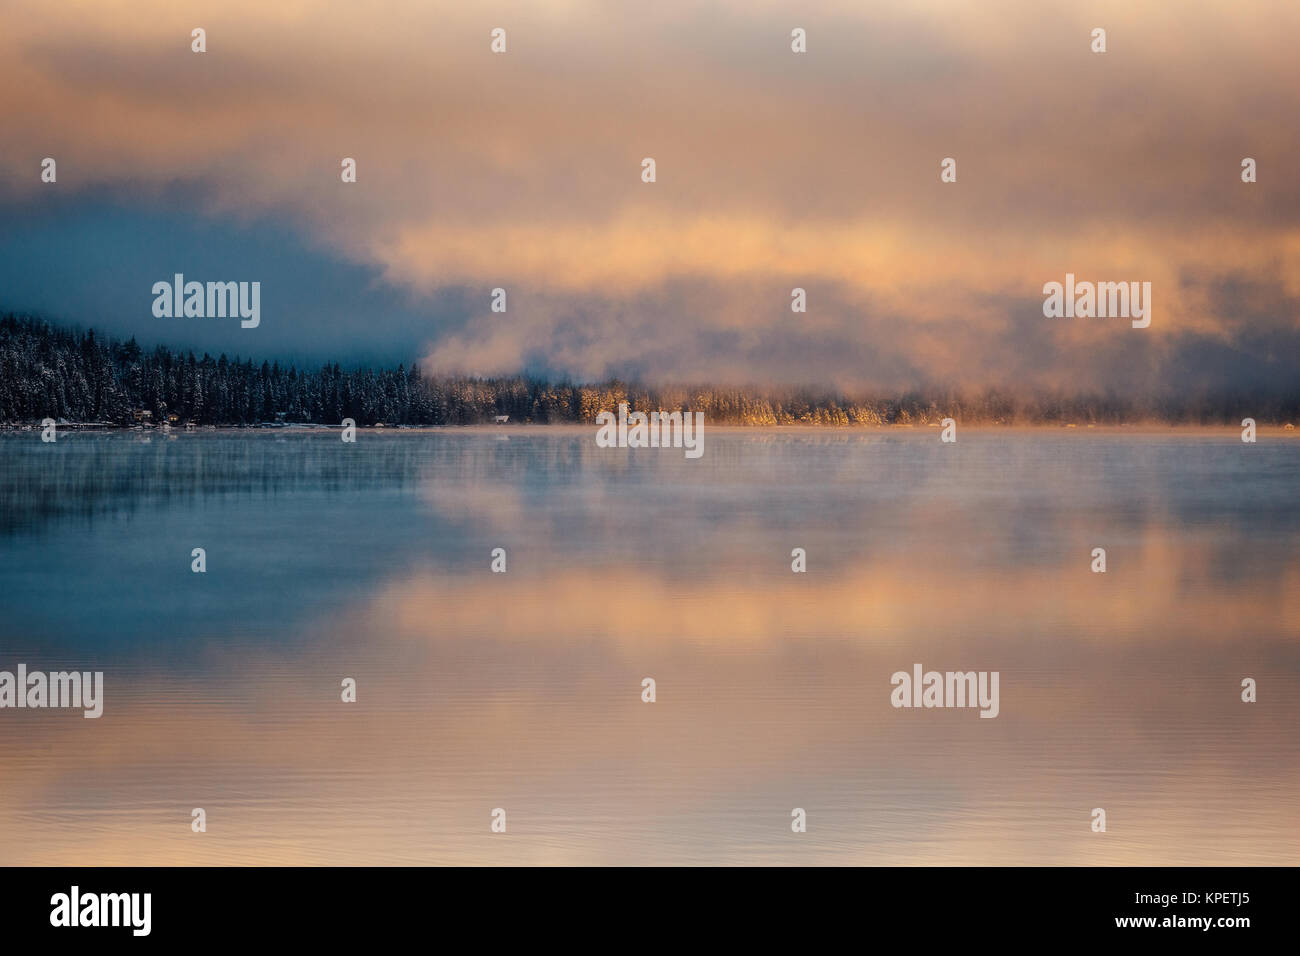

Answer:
[494,415,509,424]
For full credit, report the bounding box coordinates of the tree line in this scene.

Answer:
[1,315,1294,426]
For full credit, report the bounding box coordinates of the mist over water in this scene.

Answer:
[1,429,1297,864]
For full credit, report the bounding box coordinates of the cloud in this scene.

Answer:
[1,0,1297,389]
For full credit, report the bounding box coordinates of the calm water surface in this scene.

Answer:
[1,428,1297,864]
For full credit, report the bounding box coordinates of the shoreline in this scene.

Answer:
[3,422,1296,436]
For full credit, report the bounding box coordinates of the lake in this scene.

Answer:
[1,427,1297,864]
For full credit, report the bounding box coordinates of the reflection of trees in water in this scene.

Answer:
[0,434,423,534]
[0,432,668,534]
[3,431,1296,597]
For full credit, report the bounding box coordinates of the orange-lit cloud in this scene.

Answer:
[1,0,1297,387]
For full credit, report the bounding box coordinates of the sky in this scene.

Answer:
[1,0,1297,395]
